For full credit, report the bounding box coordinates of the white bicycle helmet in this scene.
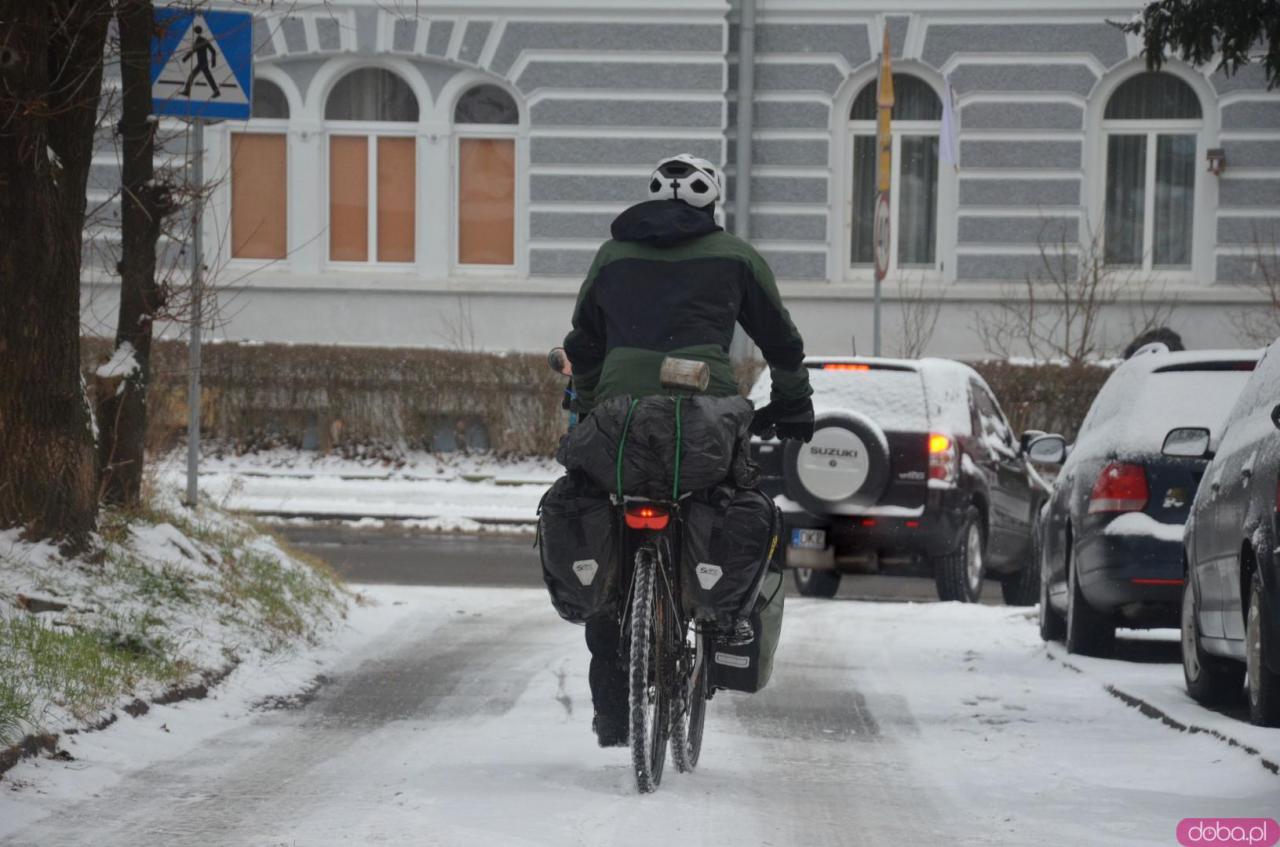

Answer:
[647,153,722,209]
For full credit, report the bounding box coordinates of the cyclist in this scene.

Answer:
[563,153,815,747]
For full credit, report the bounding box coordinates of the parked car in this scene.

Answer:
[1178,339,1280,726]
[1030,344,1260,657]
[750,356,1043,605]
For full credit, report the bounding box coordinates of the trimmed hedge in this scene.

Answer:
[82,340,565,457]
[970,360,1112,441]
[81,341,1112,456]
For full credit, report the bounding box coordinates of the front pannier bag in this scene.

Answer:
[556,395,754,499]
[709,566,785,694]
[537,474,619,623]
[680,486,779,627]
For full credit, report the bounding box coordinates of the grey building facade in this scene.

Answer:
[82,0,1280,357]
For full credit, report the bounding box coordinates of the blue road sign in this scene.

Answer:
[151,9,253,121]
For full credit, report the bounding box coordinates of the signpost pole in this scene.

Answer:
[154,8,253,506]
[185,118,203,507]
[873,30,894,357]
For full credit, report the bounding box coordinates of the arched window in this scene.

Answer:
[454,84,519,267]
[848,74,942,271]
[325,68,419,263]
[251,78,289,120]
[1102,72,1202,269]
[231,78,290,260]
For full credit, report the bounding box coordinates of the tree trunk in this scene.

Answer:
[0,2,110,547]
[98,0,163,507]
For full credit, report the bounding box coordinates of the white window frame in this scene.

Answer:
[1084,62,1219,286]
[831,64,957,286]
[846,119,943,278]
[452,120,521,273]
[322,119,418,269]
[1100,118,1202,274]
[213,68,302,274]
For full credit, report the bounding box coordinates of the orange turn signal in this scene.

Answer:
[928,434,952,454]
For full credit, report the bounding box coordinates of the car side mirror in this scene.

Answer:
[1162,427,1212,459]
[1020,430,1046,454]
[1026,434,1067,466]
[1272,403,1280,431]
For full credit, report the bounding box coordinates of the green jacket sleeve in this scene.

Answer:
[736,246,813,404]
[563,245,611,411]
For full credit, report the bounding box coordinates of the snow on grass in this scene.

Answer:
[0,487,349,749]
[152,447,557,524]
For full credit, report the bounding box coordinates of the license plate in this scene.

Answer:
[791,528,826,550]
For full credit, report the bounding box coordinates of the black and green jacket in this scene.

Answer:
[564,200,812,412]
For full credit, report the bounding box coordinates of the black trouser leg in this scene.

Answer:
[585,616,627,719]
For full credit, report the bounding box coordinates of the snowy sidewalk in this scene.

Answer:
[1044,630,1280,773]
[154,449,558,527]
[3,589,1275,846]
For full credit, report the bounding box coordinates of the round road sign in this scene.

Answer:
[873,193,891,279]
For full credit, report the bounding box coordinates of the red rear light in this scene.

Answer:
[1089,462,1148,513]
[624,505,670,530]
[823,363,871,371]
[928,433,957,483]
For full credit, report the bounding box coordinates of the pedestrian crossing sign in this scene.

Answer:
[151,9,254,121]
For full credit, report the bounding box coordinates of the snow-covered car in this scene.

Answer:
[749,356,1044,604]
[1030,343,1260,657]
[1177,337,1280,726]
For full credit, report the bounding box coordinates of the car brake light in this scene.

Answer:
[928,433,957,483]
[625,505,670,530]
[823,363,871,371]
[1089,462,1148,513]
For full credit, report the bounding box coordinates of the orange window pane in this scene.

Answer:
[329,136,368,261]
[377,137,415,262]
[231,133,287,259]
[458,138,515,265]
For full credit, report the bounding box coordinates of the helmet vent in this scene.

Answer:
[690,179,709,194]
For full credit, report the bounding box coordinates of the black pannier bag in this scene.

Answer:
[680,486,780,627]
[709,566,785,694]
[537,474,620,624]
[556,394,754,499]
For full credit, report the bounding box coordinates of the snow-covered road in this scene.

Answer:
[3,587,1277,846]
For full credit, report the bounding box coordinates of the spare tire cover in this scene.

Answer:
[783,411,890,514]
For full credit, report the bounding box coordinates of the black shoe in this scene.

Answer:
[717,617,755,647]
[592,712,628,748]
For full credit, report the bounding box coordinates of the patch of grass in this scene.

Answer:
[0,613,189,746]
[110,552,198,607]
[220,548,343,649]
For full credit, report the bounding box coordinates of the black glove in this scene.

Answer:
[750,397,815,442]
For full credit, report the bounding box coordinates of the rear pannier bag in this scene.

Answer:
[680,486,780,627]
[709,566,785,694]
[556,394,754,500]
[537,474,620,624]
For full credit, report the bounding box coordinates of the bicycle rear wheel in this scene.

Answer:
[671,629,709,773]
[629,546,670,793]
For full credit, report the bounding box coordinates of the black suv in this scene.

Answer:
[1178,338,1280,726]
[749,357,1042,604]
